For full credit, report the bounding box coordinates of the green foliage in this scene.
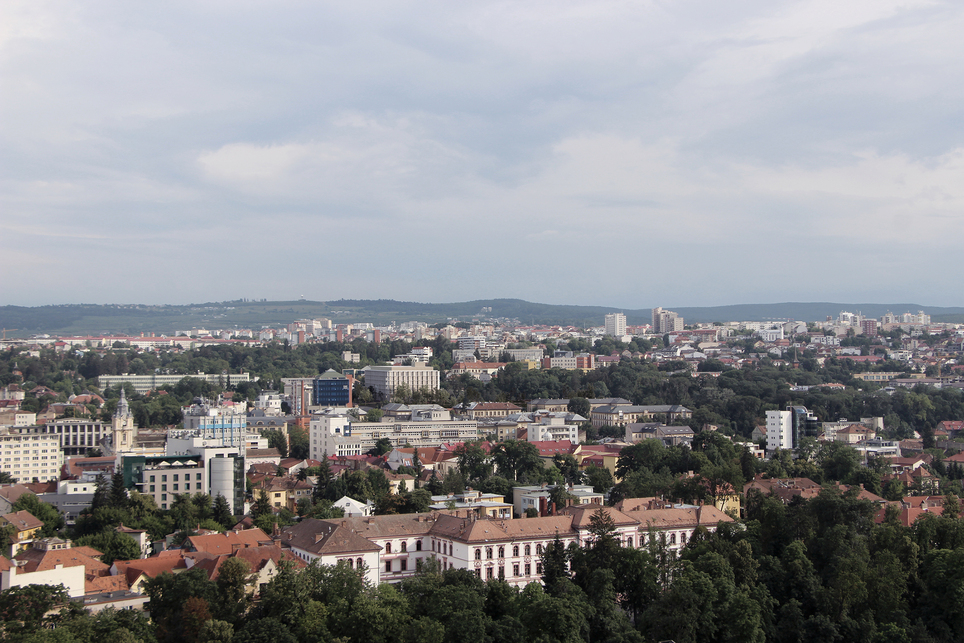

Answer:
[12,494,65,536]
[74,530,141,566]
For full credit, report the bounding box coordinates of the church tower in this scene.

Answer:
[111,387,136,453]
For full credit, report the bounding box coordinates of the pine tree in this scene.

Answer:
[313,453,333,502]
[213,494,234,528]
[109,471,130,511]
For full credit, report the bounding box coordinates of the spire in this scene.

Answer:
[115,387,131,418]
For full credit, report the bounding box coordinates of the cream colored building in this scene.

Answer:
[364,364,440,402]
[0,426,63,482]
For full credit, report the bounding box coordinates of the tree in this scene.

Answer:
[74,530,141,566]
[567,397,591,418]
[11,494,64,536]
[251,489,272,520]
[213,493,234,528]
[313,454,334,502]
[216,557,255,623]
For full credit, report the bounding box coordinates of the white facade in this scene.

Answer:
[604,313,627,337]
[766,410,792,453]
[526,415,579,443]
[364,365,441,401]
[310,409,478,457]
[0,427,63,482]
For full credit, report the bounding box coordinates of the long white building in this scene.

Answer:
[363,364,440,402]
[310,408,478,458]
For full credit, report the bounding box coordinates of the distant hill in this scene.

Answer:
[1,299,962,337]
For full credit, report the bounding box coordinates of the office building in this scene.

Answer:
[312,370,353,408]
[98,373,250,394]
[652,307,684,334]
[364,364,440,402]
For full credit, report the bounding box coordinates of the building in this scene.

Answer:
[280,504,732,587]
[604,313,627,338]
[590,404,692,429]
[526,413,582,443]
[312,370,353,408]
[282,378,315,417]
[766,410,792,453]
[364,365,441,402]
[652,307,684,334]
[0,426,63,482]
[181,400,250,448]
[37,419,111,457]
[541,351,595,371]
[98,373,251,394]
[122,436,245,513]
[309,408,479,458]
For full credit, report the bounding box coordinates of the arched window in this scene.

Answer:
[416,540,422,551]
[680,533,687,544]
[626,536,633,548]
[536,544,543,555]
[513,545,519,557]
[475,549,482,560]
[357,558,363,568]
[385,542,392,553]
[524,545,531,556]
[498,546,505,558]
[486,547,493,559]
[670,533,676,545]
[347,558,354,569]
[401,541,407,553]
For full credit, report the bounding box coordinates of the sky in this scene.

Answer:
[3,1,964,309]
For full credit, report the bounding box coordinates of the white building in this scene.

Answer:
[364,364,441,402]
[309,408,478,458]
[526,413,581,443]
[0,426,63,482]
[766,410,792,453]
[604,313,627,338]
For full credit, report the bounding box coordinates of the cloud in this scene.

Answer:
[3,1,964,308]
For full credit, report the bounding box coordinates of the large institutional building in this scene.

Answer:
[282,503,733,587]
[309,406,479,459]
[363,364,440,402]
[98,373,251,394]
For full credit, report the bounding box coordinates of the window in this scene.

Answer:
[536,544,543,555]
[357,558,363,568]
[416,540,422,551]
[475,569,481,578]
[486,547,493,559]
[149,485,155,492]
[498,546,505,558]
[536,562,543,575]
[161,494,167,501]
[173,474,179,481]
[513,563,520,576]
[401,541,407,553]
[513,545,519,557]
[680,533,686,544]
[161,485,167,492]
[670,534,676,545]
[401,559,407,571]
[197,473,202,480]
[385,561,392,573]
[347,559,353,568]
[524,545,531,556]
[173,484,179,491]
[386,542,392,554]
[498,566,505,579]
[486,568,494,579]
[626,537,633,548]
[524,563,531,576]
[150,475,155,483]
[475,549,481,560]
[162,475,167,482]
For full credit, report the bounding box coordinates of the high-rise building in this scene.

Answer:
[652,308,684,334]
[604,313,627,337]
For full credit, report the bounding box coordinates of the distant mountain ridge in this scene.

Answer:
[1,299,962,337]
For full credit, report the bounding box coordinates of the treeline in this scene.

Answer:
[12,488,964,642]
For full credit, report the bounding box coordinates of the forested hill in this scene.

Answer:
[2,299,963,336]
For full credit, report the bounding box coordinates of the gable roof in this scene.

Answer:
[281,519,382,556]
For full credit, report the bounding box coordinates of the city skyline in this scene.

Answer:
[3,2,964,308]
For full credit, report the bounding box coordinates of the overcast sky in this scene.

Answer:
[3,1,963,309]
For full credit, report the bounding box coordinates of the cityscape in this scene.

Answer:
[2,303,964,641]
[5,0,964,640]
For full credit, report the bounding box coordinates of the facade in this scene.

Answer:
[181,400,250,448]
[766,410,792,453]
[364,365,441,402]
[37,419,110,457]
[0,426,63,482]
[652,307,684,334]
[526,413,581,443]
[604,313,627,337]
[282,377,314,416]
[99,373,251,394]
[312,370,353,408]
[590,404,692,429]
[122,437,245,513]
[281,505,732,587]
[541,351,595,371]
[310,408,479,457]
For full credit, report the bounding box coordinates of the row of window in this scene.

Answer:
[149,483,194,492]
[474,562,542,579]
[474,544,542,560]
[384,540,423,554]
[149,473,203,482]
